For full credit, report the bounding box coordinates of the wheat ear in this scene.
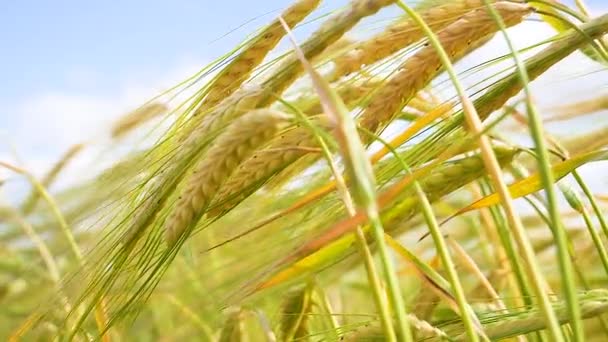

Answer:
[111,102,168,139]
[383,146,519,230]
[209,116,332,216]
[21,144,85,214]
[360,1,531,134]
[454,289,608,341]
[474,12,608,121]
[123,88,267,244]
[551,94,608,120]
[185,0,392,143]
[332,0,501,79]
[290,77,383,114]
[164,109,289,246]
[257,0,396,107]
[200,0,321,109]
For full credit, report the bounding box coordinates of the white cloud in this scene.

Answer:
[0,59,208,199]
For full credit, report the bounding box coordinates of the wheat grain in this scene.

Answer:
[360,2,531,135]
[111,103,168,138]
[200,0,321,109]
[314,36,355,62]
[332,0,502,79]
[164,109,289,246]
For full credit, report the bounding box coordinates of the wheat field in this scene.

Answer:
[2,0,608,341]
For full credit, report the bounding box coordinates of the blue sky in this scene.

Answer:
[1,0,603,106]
[0,0,606,178]
[0,1,299,103]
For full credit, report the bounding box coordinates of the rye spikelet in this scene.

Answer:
[257,0,396,106]
[111,102,167,139]
[200,0,321,109]
[360,1,531,134]
[164,109,289,246]
[331,0,501,79]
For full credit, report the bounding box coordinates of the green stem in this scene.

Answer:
[285,101,398,341]
[483,2,583,340]
[573,171,608,242]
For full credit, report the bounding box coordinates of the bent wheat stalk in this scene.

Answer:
[164,109,289,246]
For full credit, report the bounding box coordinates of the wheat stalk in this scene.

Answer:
[340,313,449,341]
[200,0,321,109]
[360,1,532,134]
[331,0,503,79]
[164,109,289,246]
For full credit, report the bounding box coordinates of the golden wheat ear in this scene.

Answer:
[208,115,332,216]
[164,109,290,246]
[331,0,502,80]
[360,2,532,135]
[200,0,321,110]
